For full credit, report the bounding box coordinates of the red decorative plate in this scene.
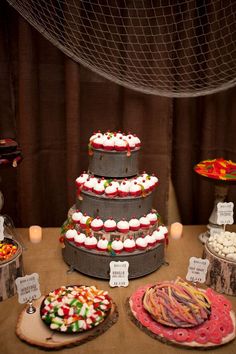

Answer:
[129,285,235,348]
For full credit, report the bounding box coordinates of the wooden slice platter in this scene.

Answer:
[16,296,118,350]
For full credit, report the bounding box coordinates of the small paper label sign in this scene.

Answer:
[210,227,222,238]
[109,261,129,287]
[217,202,234,225]
[186,257,209,284]
[15,273,41,304]
[0,216,4,241]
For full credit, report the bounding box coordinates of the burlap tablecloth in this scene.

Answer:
[1,226,236,354]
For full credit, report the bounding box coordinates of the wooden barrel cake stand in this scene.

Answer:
[204,243,236,296]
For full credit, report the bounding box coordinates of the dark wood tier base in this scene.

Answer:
[62,240,165,279]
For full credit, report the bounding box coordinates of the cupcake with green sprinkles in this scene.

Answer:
[40,285,112,333]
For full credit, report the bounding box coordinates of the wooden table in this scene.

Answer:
[1,226,236,354]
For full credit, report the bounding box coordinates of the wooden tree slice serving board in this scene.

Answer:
[127,285,236,349]
[16,296,118,350]
[203,243,236,295]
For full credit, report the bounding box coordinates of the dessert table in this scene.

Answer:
[1,225,236,354]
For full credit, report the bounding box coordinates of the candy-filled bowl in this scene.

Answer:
[0,237,24,301]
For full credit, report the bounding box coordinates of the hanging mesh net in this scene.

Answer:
[6,0,236,97]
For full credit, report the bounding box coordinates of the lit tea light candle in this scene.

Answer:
[29,225,42,243]
[170,222,183,240]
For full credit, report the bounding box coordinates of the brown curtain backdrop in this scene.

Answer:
[1,1,236,227]
[172,92,236,225]
[0,1,172,227]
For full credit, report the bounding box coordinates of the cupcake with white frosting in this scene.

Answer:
[111,238,124,253]
[146,212,158,225]
[129,182,142,197]
[104,218,117,232]
[136,236,148,250]
[105,183,118,197]
[80,214,91,229]
[65,229,77,242]
[83,177,97,191]
[145,233,156,246]
[74,232,86,246]
[97,236,108,251]
[114,136,127,151]
[89,131,101,142]
[84,235,98,249]
[91,134,104,149]
[139,215,150,229]
[75,172,89,188]
[152,229,165,243]
[149,174,158,189]
[91,217,104,231]
[140,179,151,193]
[103,136,114,150]
[118,180,130,197]
[93,179,105,195]
[125,134,136,149]
[133,134,141,148]
[159,225,168,237]
[117,219,129,233]
[72,211,83,224]
[129,217,140,231]
[124,236,136,252]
